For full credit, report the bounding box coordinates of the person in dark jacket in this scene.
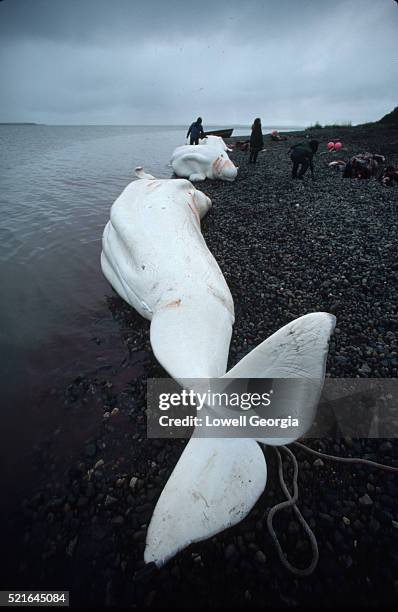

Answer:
[249,118,264,163]
[186,117,205,145]
[290,139,319,179]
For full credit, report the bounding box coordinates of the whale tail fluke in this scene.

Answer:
[225,312,335,381]
[144,437,266,567]
[223,312,336,445]
[135,166,156,180]
[144,312,335,567]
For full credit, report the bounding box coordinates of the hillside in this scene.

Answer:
[378,106,398,125]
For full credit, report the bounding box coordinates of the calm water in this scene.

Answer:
[0,124,299,484]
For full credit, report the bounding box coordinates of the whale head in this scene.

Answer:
[212,152,238,182]
[134,170,212,220]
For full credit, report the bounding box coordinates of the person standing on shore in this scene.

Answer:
[186,117,205,145]
[290,139,319,179]
[249,118,264,163]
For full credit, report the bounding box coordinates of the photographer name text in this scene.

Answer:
[158,415,299,428]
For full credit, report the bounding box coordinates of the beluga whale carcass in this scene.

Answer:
[171,143,238,182]
[100,167,335,567]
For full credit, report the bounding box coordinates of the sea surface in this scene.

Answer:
[0,124,302,490]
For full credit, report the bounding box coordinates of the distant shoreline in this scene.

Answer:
[0,122,38,125]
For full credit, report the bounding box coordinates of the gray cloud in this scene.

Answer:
[0,0,397,125]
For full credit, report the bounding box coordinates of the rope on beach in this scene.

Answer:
[267,441,398,577]
[293,441,398,473]
[267,445,319,577]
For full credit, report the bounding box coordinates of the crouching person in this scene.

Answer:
[343,153,386,179]
[290,139,319,179]
[379,166,398,187]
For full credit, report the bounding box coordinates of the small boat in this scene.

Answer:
[204,128,234,138]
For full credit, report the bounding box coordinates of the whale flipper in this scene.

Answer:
[223,312,336,445]
[189,172,207,182]
[171,151,211,182]
[135,166,156,180]
[144,438,266,567]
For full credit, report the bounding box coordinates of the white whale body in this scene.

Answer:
[100,168,335,567]
[101,167,233,378]
[171,144,238,182]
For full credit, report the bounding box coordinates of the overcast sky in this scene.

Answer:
[0,0,397,126]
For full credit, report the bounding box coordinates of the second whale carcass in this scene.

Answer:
[101,168,335,567]
[171,143,238,182]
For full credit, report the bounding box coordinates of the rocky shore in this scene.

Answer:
[3,124,398,607]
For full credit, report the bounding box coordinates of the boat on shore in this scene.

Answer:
[204,128,234,138]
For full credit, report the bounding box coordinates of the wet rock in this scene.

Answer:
[319,513,334,526]
[105,495,118,507]
[353,519,365,531]
[133,562,157,583]
[77,496,88,508]
[129,476,139,491]
[340,555,353,569]
[359,363,371,375]
[359,493,373,506]
[379,441,393,453]
[369,518,380,533]
[224,543,239,561]
[66,536,78,557]
[132,530,146,542]
[85,443,97,458]
[288,521,300,534]
[255,550,267,564]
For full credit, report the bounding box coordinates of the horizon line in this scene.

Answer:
[0,122,308,128]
